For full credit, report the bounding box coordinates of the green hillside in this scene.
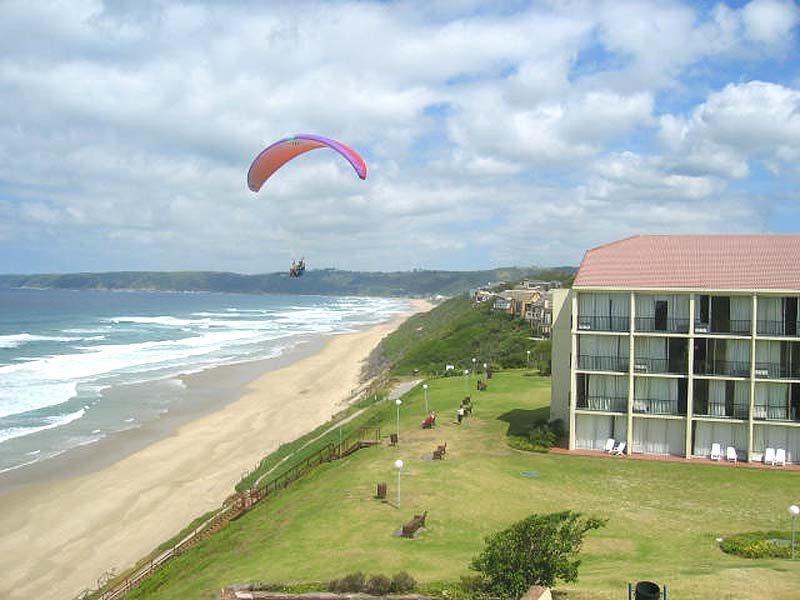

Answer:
[375,295,541,376]
[0,267,574,297]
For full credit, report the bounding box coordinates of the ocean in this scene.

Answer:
[0,288,407,474]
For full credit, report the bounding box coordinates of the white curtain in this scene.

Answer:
[580,293,628,318]
[671,295,690,323]
[609,294,629,318]
[632,418,685,455]
[587,375,628,410]
[634,377,677,414]
[634,337,667,371]
[709,380,727,416]
[754,383,788,420]
[574,414,627,450]
[580,335,629,358]
[725,340,750,366]
[753,424,800,464]
[636,295,655,319]
[579,293,604,318]
[693,422,748,458]
[730,296,752,329]
[756,341,781,364]
[758,297,784,334]
[756,341,781,377]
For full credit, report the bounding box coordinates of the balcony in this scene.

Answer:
[577,395,628,413]
[753,405,798,422]
[754,362,800,379]
[635,317,690,333]
[694,360,751,378]
[694,319,751,336]
[577,315,629,332]
[756,320,798,337]
[633,398,684,416]
[577,355,629,372]
[694,402,750,420]
[633,357,688,375]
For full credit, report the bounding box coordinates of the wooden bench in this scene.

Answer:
[477,379,487,391]
[401,511,428,537]
[389,433,398,446]
[433,443,447,460]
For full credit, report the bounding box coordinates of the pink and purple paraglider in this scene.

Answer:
[247,134,367,192]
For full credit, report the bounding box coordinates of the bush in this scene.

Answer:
[366,575,392,596]
[720,532,793,559]
[528,426,556,448]
[471,511,606,598]
[328,572,366,593]
[390,572,417,593]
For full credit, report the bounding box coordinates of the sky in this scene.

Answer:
[0,0,799,274]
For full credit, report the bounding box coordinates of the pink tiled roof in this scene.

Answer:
[574,235,800,290]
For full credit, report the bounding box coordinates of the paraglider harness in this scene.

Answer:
[289,258,306,278]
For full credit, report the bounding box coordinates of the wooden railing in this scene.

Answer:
[77,427,381,600]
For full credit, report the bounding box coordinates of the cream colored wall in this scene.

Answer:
[550,288,572,426]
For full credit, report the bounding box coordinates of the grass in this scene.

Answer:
[129,371,800,600]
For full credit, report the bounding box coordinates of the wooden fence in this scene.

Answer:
[76,427,381,600]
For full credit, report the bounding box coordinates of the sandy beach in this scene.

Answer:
[0,300,429,599]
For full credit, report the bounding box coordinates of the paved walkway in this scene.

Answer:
[252,378,422,488]
[550,447,800,470]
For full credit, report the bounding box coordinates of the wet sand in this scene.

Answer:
[0,300,430,599]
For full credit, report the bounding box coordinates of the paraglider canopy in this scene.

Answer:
[247,134,367,192]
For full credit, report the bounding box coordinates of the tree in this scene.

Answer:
[470,511,606,598]
[532,340,551,375]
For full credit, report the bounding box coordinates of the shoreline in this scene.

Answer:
[0,299,431,599]
[0,333,325,493]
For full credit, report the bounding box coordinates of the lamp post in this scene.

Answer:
[463,369,469,395]
[472,357,477,377]
[395,399,402,441]
[483,362,488,378]
[394,459,404,508]
[527,349,531,368]
[790,504,800,560]
[423,384,429,413]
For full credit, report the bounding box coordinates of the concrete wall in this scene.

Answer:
[549,288,572,427]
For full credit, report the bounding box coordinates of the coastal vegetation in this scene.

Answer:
[375,295,547,376]
[0,266,574,297]
[124,371,800,600]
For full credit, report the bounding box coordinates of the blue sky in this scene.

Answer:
[0,0,799,273]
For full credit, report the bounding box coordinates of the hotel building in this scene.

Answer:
[550,235,800,463]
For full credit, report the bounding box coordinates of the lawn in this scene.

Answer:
[131,371,800,600]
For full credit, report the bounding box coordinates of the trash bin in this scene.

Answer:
[635,581,660,600]
[376,482,387,499]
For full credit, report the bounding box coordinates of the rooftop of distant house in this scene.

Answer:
[574,234,800,291]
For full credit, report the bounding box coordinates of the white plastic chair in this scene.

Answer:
[612,441,626,455]
[710,443,722,461]
[775,448,786,467]
[726,446,738,463]
[603,438,615,453]
[764,447,776,466]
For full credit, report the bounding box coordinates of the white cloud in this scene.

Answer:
[742,0,800,45]
[0,0,797,272]
[658,81,800,178]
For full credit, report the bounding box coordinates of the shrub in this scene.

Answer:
[720,532,793,559]
[366,574,392,596]
[390,572,417,593]
[328,572,366,593]
[470,511,606,598]
[528,425,556,448]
